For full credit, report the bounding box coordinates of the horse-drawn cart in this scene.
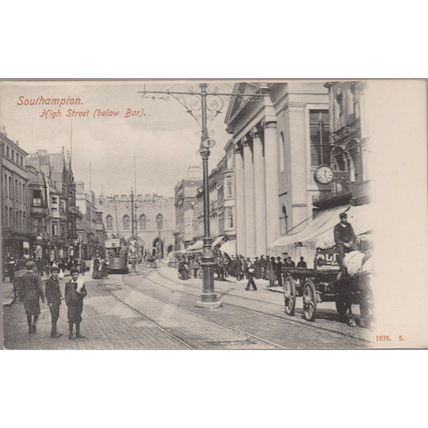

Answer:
[282,246,373,326]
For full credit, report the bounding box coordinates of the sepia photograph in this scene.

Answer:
[0,79,425,350]
[1,3,428,428]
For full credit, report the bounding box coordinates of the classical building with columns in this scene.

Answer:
[224,82,330,257]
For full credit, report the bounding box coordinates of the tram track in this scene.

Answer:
[117,274,288,349]
[141,267,372,345]
[104,284,197,349]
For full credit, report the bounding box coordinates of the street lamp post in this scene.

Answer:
[138,82,269,308]
[197,83,221,307]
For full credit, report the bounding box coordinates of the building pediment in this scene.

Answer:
[224,82,260,126]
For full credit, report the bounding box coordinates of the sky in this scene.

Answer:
[0,80,240,197]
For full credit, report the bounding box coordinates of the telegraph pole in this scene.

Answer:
[130,188,135,240]
[133,153,139,262]
[130,188,136,273]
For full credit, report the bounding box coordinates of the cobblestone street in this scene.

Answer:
[3,263,372,350]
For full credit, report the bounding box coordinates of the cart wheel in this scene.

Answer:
[283,275,296,316]
[303,279,317,321]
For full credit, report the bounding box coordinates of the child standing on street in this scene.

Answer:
[65,268,87,339]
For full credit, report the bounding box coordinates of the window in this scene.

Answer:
[225,176,233,198]
[139,214,147,230]
[11,150,15,162]
[15,179,18,201]
[8,177,12,199]
[4,206,7,226]
[227,152,233,169]
[309,110,330,167]
[226,207,234,229]
[15,210,19,229]
[279,132,285,172]
[156,213,163,230]
[106,215,113,230]
[9,208,12,227]
[23,212,26,230]
[122,214,130,230]
[332,146,356,183]
[4,174,7,198]
[52,222,59,236]
[32,189,42,206]
[6,146,9,158]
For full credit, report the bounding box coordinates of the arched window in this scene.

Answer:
[156,213,163,230]
[279,132,285,172]
[331,146,356,182]
[106,215,113,230]
[122,214,130,230]
[139,214,147,230]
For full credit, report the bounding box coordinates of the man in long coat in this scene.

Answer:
[45,266,63,338]
[65,268,87,339]
[245,258,257,291]
[18,261,45,334]
[259,255,267,279]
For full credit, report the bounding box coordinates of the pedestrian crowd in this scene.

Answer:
[175,251,307,292]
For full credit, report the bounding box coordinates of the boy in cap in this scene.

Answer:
[45,266,63,338]
[18,261,45,334]
[65,268,87,339]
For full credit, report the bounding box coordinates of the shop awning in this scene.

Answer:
[219,240,236,256]
[185,240,203,252]
[211,235,225,248]
[269,204,372,250]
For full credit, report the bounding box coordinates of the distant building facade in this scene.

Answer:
[99,193,175,258]
[174,166,202,250]
[26,149,80,260]
[0,131,33,259]
[76,182,106,259]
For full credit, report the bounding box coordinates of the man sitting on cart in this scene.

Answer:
[334,212,357,274]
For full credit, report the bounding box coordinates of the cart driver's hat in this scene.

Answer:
[339,212,348,219]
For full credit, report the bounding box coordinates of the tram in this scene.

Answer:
[105,238,129,274]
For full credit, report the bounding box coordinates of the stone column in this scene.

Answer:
[264,118,280,252]
[243,137,256,257]
[234,144,246,255]
[251,127,267,256]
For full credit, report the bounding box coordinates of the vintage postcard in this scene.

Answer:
[0,79,427,350]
